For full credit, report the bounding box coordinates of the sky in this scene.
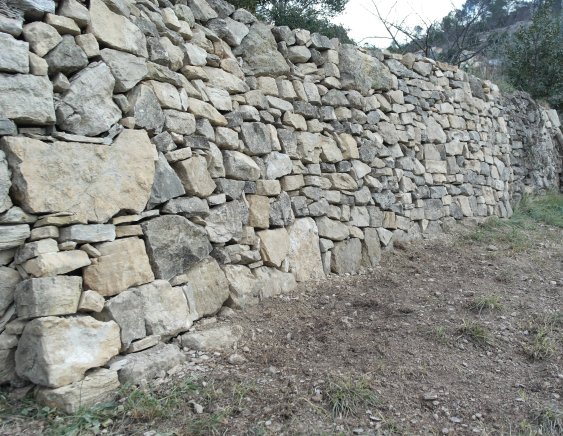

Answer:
[336,0,465,47]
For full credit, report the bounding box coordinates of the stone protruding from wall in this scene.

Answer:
[0,0,561,412]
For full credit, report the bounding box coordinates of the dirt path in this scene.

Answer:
[1,221,562,435]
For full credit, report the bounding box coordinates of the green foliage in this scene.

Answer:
[230,0,352,42]
[323,376,378,417]
[457,320,492,346]
[505,0,563,110]
[468,294,504,314]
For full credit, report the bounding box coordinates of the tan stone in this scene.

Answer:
[188,99,228,126]
[182,258,229,320]
[247,195,270,229]
[77,290,105,313]
[173,156,216,198]
[257,228,289,267]
[287,218,325,282]
[83,238,155,297]
[23,250,91,277]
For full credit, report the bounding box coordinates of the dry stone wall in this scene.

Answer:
[0,0,561,411]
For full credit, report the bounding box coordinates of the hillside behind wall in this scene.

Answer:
[0,0,561,411]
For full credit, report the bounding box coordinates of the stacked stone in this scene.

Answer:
[0,0,560,413]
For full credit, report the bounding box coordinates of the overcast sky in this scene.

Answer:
[336,0,465,47]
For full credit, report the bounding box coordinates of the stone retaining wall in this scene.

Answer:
[0,0,561,411]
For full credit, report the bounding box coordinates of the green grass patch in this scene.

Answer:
[457,320,492,346]
[468,294,504,314]
[515,192,563,228]
[323,376,379,418]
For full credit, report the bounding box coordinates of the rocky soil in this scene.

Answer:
[1,220,561,435]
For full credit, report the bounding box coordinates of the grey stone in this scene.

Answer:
[1,130,155,223]
[0,225,30,250]
[264,152,292,179]
[253,266,297,298]
[147,153,185,210]
[164,109,196,135]
[241,122,274,156]
[132,280,191,338]
[173,156,216,198]
[162,197,209,217]
[23,250,91,277]
[223,150,261,180]
[100,48,147,93]
[222,265,260,308]
[332,238,362,274]
[57,62,121,136]
[187,0,218,21]
[182,258,229,319]
[339,44,393,94]
[58,0,91,28]
[142,215,212,281]
[0,349,16,385]
[205,201,244,243]
[206,0,235,17]
[0,74,55,125]
[208,17,249,46]
[127,83,165,134]
[111,343,185,384]
[232,22,290,77]
[0,33,29,74]
[270,191,295,227]
[0,119,17,136]
[15,276,82,319]
[59,224,116,244]
[0,267,21,316]
[44,35,88,75]
[316,216,349,241]
[36,368,119,414]
[95,290,144,348]
[362,228,381,267]
[0,15,23,37]
[287,218,324,282]
[181,324,243,351]
[88,0,147,57]
[8,0,55,19]
[77,290,105,313]
[0,151,9,214]
[15,316,120,388]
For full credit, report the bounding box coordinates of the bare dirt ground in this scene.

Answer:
[1,219,562,435]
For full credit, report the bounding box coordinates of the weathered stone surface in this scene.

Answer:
[11,0,55,19]
[15,276,81,319]
[181,324,243,351]
[0,33,29,74]
[0,267,21,316]
[36,368,119,414]
[132,280,191,338]
[173,156,216,198]
[57,62,121,136]
[208,17,249,46]
[188,0,218,21]
[264,152,292,179]
[223,150,261,180]
[44,35,88,75]
[111,343,185,384]
[59,224,116,244]
[247,195,270,229]
[257,228,289,267]
[142,215,212,281]
[15,316,120,388]
[182,258,229,319]
[332,238,362,274]
[241,122,273,156]
[58,0,91,28]
[222,265,259,308]
[1,129,155,223]
[22,22,61,57]
[0,224,30,250]
[0,152,10,214]
[23,250,91,277]
[205,201,244,243]
[0,74,55,125]
[203,67,249,94]
[339,44,393,94]
[0,348,16,384]
[147,153,185,209]
[253,266,297,298]
[316,216,350,241]
[95,290,144,348]
[232,23,290,77]
[270,191,295,227]
[127,83,165,134]
[77,290,105,313]
[164,109,196,135]
[83,238,154,297]
[362,227,381,267]
[162,197,209,217]
[287,218,325,282]
[88,0,147,57]
[100,48,147,92]
[189,99,228,126]
[425,116,447,144]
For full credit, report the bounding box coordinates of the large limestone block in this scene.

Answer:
[316,216,350,241]
[202,67,249,94]
[182,258,229,319]
[88,0,147,57]
[253,266,297,299]
[56,62,121,136]
[241,122,274,156]
[247,195,270,229]
[100,48,147,92]
[0,74,55,125]
[22,22,62,57]
[1,129,155,223]
[181,324,243,351]
[287,218,325,282]
[44,35,88,75]
[0,267,21,316]
[223,150,261,181]
[257,228,289,268]
[132,280,191,338]
[141,215,212,281]
[222,264,259,308]
[59,224,116,244]
[95,290,145,348]
[0,33,29,74]
[339,44,393,94]
[15,316,120,388]
[83,238,154,297]
[232,22,290,77]
[332,238,362,275]
[9,0,55,19]
[188,99,228,126]
[23,250,91,277]
[111,343,185,384]
[0,224,30,250]
[173,156,216,198]
[15,276,82,319]
[362,228,381,267]
[205,201,244,243]
[36,368,120,414]
[208,17,249,46]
